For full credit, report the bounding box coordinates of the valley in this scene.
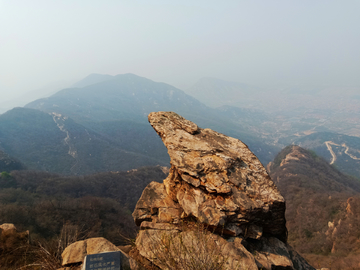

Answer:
[2,74,359,179]
[0,73,359,269]
[2,2,359,269]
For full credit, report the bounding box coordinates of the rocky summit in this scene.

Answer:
[132,111,315,270]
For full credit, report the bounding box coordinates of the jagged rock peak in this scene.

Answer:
[136,111,286,238]
[132,112,315,270]
[148,111,283,199]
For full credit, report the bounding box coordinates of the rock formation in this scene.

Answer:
[132,111,315,270]
[0,223,29,267]
[60,237,131,270]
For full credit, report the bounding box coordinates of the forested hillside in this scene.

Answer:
[0,166,166,245]
[268,145,360,269]
[0,150,25,172]
[25,73,279,167]
[291,132,360,179]
[0,107,169,174]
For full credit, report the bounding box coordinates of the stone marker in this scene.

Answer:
[83,251,121,270]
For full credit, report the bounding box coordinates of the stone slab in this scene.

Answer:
[83,251,121,270]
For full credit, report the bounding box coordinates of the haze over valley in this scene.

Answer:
[1,1,360,269]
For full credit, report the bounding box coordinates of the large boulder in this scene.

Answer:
[132,112,315,270]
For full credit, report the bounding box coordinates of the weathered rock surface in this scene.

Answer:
[61,237,130,269]
[134,111,286,238]
[136,228,258,270]
[132,112,315,270]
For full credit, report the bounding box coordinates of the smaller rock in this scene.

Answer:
[0,223,30,269]
[0,223,29,252]
[86,237,120,255]
[62,237,124,267]
[0,223,17,231]
[61,240,87,266]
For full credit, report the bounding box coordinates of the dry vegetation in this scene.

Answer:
[143,223,235,270]
[0,167,166,269]
[269,145,360,269]
[0,223,84,270]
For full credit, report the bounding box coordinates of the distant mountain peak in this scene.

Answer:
[72,73,115,88]
[72,73,152,89]
[269,145,360,194]
[270,145,308,169]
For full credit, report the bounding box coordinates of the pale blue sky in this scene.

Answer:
[1,0,360,101]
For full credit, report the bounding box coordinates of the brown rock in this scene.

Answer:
[0,223,29,252]
[134,111,286,239]
[86,237,120,255]
[287,245,317,270]
[62,237,122,267]
[0,223,17,231]
[61,240,87,266]
[0,223,29,268]
[129,247,160,270]
[247,237,316,270]
[132,181,182,226]
[136,228,258,270]
[140,221,180,231]
[131,112,315,270]
[249,237,293,269]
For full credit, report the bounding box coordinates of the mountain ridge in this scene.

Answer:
[0,107,169,175]
[24,73,279,167]
[290,131,360,179]
[268,145,360,268]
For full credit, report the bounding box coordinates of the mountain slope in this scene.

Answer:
[290,132,360,179]
[26,73,210,123]
[269,145,360,194]
[0,166,167,246]
[0,150,25,172]
[0,107,168,175]
[268,145,360,269]
[71,73,114,88]
[25,73,279,165]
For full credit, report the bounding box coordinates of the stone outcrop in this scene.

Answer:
[60,237,131,270]
[132,112,315,270]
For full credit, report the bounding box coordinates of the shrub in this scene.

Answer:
[15,223,84,270]
[142,223,237,270]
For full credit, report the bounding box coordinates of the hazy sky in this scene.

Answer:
[1,0,360,102]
